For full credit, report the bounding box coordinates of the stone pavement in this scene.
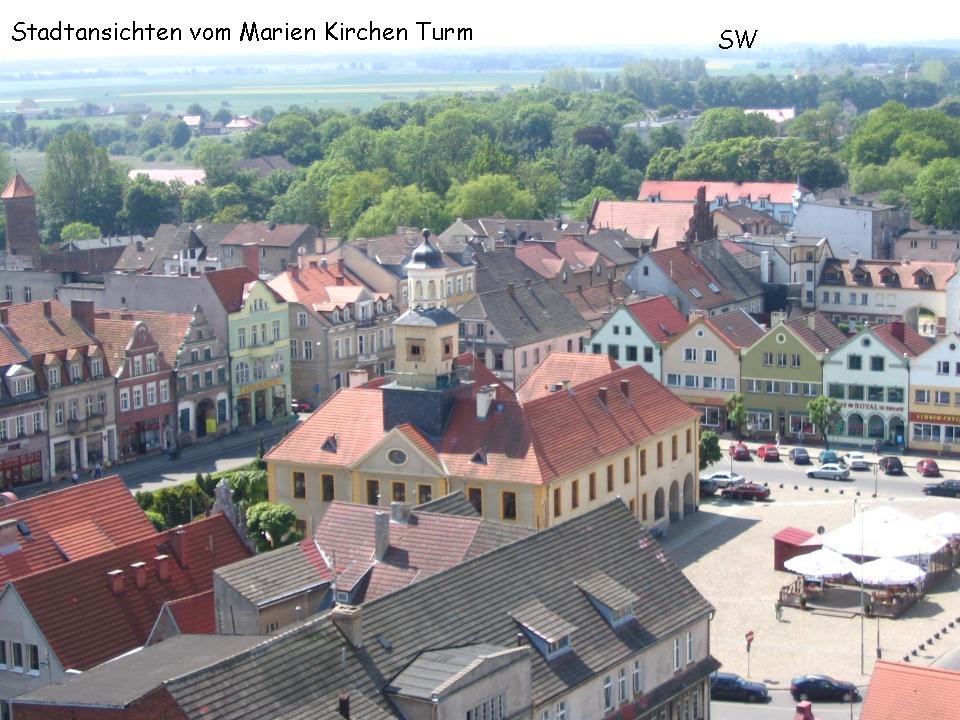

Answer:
[660,488,960,694]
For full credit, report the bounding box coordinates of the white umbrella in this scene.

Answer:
[851,557,925,586]
[923,512,960,539]
[820,507,949,558]
[784,548,858,578]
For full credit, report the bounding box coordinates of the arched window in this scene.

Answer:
[847,413,864,437]
[428,280,436,299]
[416,281,423,300]
[867,414,885,438]
[654,488,665,520]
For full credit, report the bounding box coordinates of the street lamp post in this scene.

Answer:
[873,461,879,498]
[860,503,867,675]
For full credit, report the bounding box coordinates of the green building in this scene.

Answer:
[740,312,847,439]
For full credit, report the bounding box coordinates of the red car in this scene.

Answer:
[728,443,751,460]
[721,482,770,501]
[291,399,314,413]
[917,459,941,477]
[757,444,780,461]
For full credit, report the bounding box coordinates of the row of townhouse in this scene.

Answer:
[589,295,960,454]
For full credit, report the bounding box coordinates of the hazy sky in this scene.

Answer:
[1,0,956,61]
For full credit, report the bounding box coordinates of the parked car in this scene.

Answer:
[922,479,960,498]
[710,672,770,703]
[757,444,780,461]
[790,675,860,703]
[699,471,746,488]
[807,464,851,481]
[788,447,811,464]
[917,459,941,477]
[721,482,770,501]
[291,398,314,413]
[878,456,903,475]
[844,452,869,470]
[818,450,841,465]
[699,478,719,496]
[728,443,751,460]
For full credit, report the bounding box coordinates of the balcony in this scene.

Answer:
[67,414,105,434]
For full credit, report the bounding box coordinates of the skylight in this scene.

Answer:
[690,288,703,299]
[707,283,721,293]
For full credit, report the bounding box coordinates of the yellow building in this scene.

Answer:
[267,308,701,535]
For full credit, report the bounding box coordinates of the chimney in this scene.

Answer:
[0,308,6,325]
[793,701,815,720]
[760,251,771,283]
[890,319,905,342]
[0,518,21,552]
[241,243,260,276]
[338,693,351,720]
[335,276,344,286]
[136,239,144,251]
[374,510,389,561]
[107,569,124,595]
[620,379,629,399]
[607,276,613,293]
[154,554,171,581]
[598,387,608,406]
[476,384,497,420]
[170,527,188,568]
[130,561,147,589]
[390,501,412,524]
[42,300,52,318]
[331,604,364,647]
[806,314,817,331]
[338,258,345,276]
[562,379,572,393]
[347,368,368,388]
[506,283,515,297]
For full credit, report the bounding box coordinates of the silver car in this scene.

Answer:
[699,471,746,488]
[807,463,851,481]
[843,452,869,470]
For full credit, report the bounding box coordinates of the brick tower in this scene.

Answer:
[1,173,42,257]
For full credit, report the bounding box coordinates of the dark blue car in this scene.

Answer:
[710,672,769,702]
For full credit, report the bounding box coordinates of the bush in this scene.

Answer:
[145,509,167,531]
[135,490,154,511]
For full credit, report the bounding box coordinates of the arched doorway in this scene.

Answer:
[654,488,665,520]
[905,305,939,337]
[669,480,680,522]
[867,414,885,439]
[847,413,864,438]
[195,398,214,438]
[683,473,695,514]
[889,415,905,445]
[828,412,844,437]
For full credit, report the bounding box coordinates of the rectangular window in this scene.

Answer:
[673,638,681,671]
[867,386,884,402]
[146,383,157,406]
[55,402,64,426]
[603,676,613,712]
[777,353,787,367]
[618,668,628,703]
[704,349,717,364]
[553,487,561,518]
[640,449,646,476]
[606,464,613,492]
[916,389,930,404]
[686,631,693,663]
[12,642,23,672]
[589,472,597,500]
[888,387,904,403]
[848,355,862,370]
[417,484,432,504]
[870,356,885,372]
[683,374,699,388]
[861,293,869,305]
[914,423,941,442]
[133,386,143,409]
[938,361,950,375]
[657,441,663,468]
[702,376,717,389]
[666,373,680,387]
[626,346,638,362]
[848,384,864,400]
[937,390,951,405]
[633,660,643,694]
[556,702,566,720]
[468,487,483,515]
[762,352,773,366]
[502,491,517,520]
[322,474,335,502]
[272,320,281,341]
[834,292,841,304]
[47,367,61,389]
[293,471,306,499]
[0,640,6,669]
[392,482,406,502]
[571,479,579,509]
[828,383,844,399]
[822,291,830,303]
[683,348,697,362]
[623,456,630,484]
[643,347,653,363]
[791,353,801,368]
[721,377,736,391]
[607,344,620,361]
[297,312,308,328]
[686,428,692,454]
[366,479,379,506]
[237,327,246,348]
[672,434,678,461]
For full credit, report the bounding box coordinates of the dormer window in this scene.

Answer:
[510,600,577,661]
[333,310,340,323]
[387,298,393,311]
[322,434,338,453]
[546,635,571,655]
[575,571,639,628]
[47,367,61,389]
[335,590,351,605]
[916,272,931,286]
[471,447,488,465]
[12,376,33,396]
[344,307,350,321]
[69,363,82,383]
[90,358,103,379]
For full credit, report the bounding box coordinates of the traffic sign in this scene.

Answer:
[745,630,755,651]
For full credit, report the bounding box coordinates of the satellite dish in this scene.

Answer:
[817,526,825,535]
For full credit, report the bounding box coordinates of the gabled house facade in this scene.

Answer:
[588,296,688,379]
[821,321,927,448]
[741,312,846,439]
[174,305,231,444]
[0,329,46,488]
[909,334,960,454]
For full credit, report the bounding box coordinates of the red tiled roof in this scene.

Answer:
[10,513,251,670]
[2,300,98,357]
[395,423,442,468]
[784,313,848,354]
[0,328,31,367]
[870,322,933,358]
[703,309,767,349]
[563,281,636,327]
[164,590,215,635]
[267,266,359,307]
[92,311,192,375]
[591,201,695,249]
[639,180,801,205]
[821,258,957,290]
[0,476,156,586]
[516,352,620,404]
[514,244,565,279]
[220,223,316,248]
[861,661,960,720]
[772,527,816,545]
[1,173,35,199]
[554,237,608,269]
[625,296,688,342]
[205,267,260,312]
[647,247,740,309]
[721,238,748,255]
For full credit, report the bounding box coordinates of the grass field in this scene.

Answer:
[7,149,189,187]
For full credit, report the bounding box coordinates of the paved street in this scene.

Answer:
[712,692,862,720]
[662,445,960,720]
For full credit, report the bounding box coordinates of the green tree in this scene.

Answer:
[120,175,178,236]
[0,147,11,188]
[516,159,564,218]
[185,103,208,118]
[699,430,722,470]
[907,157,960,227]
[572,186,617,221]
[59,221,102,242]
[246,501,299,550]
[213,108,233,123]
[145,509,167,531]
[327,169,391,234]
[40,128,124,240]
[465,136,515,177]
[212,204,247,223]
[807,395,842,450]
[192,139,239,187]
[351,184,449,239]
[227,468,268,504]
[447,174,536,219]
[726,393,746,440]
[180,185,215,222]
[686,107,776,146]
[166,120,192,149]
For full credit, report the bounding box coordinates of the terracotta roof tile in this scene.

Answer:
[10,513,251,670]
[704,309,767,349]
[92,311,192,375]
[395,423,442,468]
[267,265,358,307]
[639,180,802,205]
[784,313,848,354]
[563,281,636,326]
[0,476,156,586]
[820,257,957,291]
[0,327,31,367]
[626,296,688,342]
[647,241,762,310]
[3,301,99,357]
[861,661,960,720]
[220,223,316,248]
[516,352,620,404]
[554,237,608,269]
[204,267,260,313]
[870,321,933,358]
[1,173,35,199]
[163,590,216,635]
[514,244,565,279]
[591,201,696,249]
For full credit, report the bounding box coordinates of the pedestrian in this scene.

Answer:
[71,471,79,485]
[775,600,783,621]
[775,430,781,448]
[797,431,804,446]
[94,461,102,479]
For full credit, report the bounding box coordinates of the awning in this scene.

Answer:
[923,512,960,539]
[784,548,858,579]
[820,507,949,559]
[852,557,924,586]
